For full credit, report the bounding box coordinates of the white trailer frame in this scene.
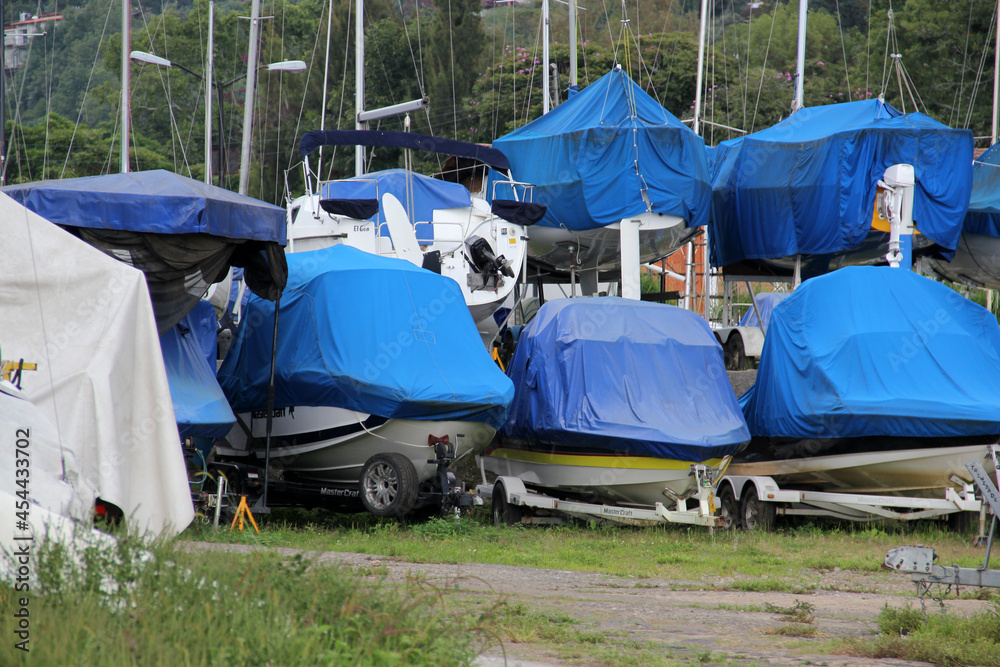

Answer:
[717,473,982,530]
[476,459,724,528]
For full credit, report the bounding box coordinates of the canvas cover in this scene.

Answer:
[0,194,193,536]
[319,168,471,224]
[710,99,974,266]
[964,142,1000,238]
[218,244,514,429]
[741,266,1000,439]
[501,297,750,460]
[489,68,711,231]
[738,292,791,331]
[160,300,235,439]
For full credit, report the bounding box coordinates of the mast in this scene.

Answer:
[204,2,214,185]
[1,0,6,184]
[692,0,708,135]
[121,0,131,173]
[568,0,577,94]
[355,0,365,176]
[238,0,262,195]
[993,0,999,144]
[791,0,807,113]
[542,0,550,113]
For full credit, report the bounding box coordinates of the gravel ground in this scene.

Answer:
[178,540,992,667]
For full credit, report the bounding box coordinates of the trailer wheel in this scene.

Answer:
[360,453,419,518]
[718,486,739,530]
[725,333,751,370]
[740,490,775,532]
[491,481,523,526]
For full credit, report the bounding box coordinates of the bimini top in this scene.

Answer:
[160,300,235,439]
[964,143,1000,238]
[501,297,750,460]
[490,68,711,231]
[318,168,471,225]
[742,266,1000,439]
[2,169,286,243]
[218,244,514,429]
[710,99,973,266]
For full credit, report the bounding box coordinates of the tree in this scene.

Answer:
[426,0,485,140]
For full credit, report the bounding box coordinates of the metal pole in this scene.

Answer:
[318,0,334,179]
[204,2,214,185]
[792,0,808,113]
[1,0,6,185]
[693,0,708,135]
[354,0,364,176]
[121,0,131,173]
[542,0,550,114]
[238,0,262,195]
[569,0,577,93]
[261,296,280,510]
[993,0,999,145]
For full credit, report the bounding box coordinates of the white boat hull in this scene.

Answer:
[728,444,994,498]
[217,406,496,485]
[481,446,724,508]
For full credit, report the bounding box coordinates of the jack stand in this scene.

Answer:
[230,495,260,533]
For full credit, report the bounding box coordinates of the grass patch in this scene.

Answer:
[838,601,1000,666]
[763,624,823,637]
[1,531,487,666]
[765,599,816,623]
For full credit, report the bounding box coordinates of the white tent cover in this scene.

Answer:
[0,193,193,536]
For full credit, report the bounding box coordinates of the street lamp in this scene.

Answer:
[130,50,305,188]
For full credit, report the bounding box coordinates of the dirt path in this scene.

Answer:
[179,541,990,666]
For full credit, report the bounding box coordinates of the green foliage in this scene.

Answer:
[876,603,925,636]
[2,532,483,666]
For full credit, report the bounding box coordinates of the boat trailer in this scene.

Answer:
[883,446,1000,600]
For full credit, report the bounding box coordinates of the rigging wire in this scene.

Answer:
[962,9,996,132]
[951,0,976,128]
[834,0,852,102]
[749,0,781,133]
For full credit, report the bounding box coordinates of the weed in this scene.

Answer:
[764,623,823,637]
[765,599,816,623]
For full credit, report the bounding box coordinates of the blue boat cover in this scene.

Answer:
[2,169,286,243]
[160,300,236,439]
[738,292,791,331]
[489,68,711,231]
[710,99,973,266]
[501,297,750,460]
[964,143,1000,238]
[218,244,514,429]
[742,266,1000,439]
[320,169,471,243]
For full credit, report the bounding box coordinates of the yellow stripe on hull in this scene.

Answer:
[486,447,722,471]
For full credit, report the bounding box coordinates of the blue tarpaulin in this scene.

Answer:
[2,169,287,243]
[738,292,791,331]
[160,300,235,439]
[741,266,1000,439]
[501,297,750,460]
[489,68,711,231]
[710,100,973,266]
[964,143,1000,237]
[218,244,514,429]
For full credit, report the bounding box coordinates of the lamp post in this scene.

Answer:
[130,50,305,188]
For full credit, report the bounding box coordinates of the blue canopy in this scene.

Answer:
[741,266,1000,439]
[710,100,973,266]
[160,300,235,439]
[218,244,513,429]
[964,143,1000,237]
[321,168,471,225]
[489,68,711,231]
[2,169,286,243]
[738,292,791,331]
[299,130,511,172]
[501,297,750,460]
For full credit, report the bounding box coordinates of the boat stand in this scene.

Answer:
[883,445,1000,604]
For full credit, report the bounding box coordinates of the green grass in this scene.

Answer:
[838,601,1000,666]
[1,531,486,666]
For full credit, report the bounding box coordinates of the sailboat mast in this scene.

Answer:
[569,0,577,93]
[355,0,365,176]
[238,0,262,195]
[205,2,214,185]
[792,0,807,113]
[692,0,708,135]
[543,0,550,114]
[993,0,999,144]
[121,0,131,173]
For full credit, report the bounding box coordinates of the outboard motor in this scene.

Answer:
[465,236,514,291]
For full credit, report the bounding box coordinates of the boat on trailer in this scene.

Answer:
[286,130,543,340]
[731,266,1000,498]
[216,244,514,517]
[480,297,750,508]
